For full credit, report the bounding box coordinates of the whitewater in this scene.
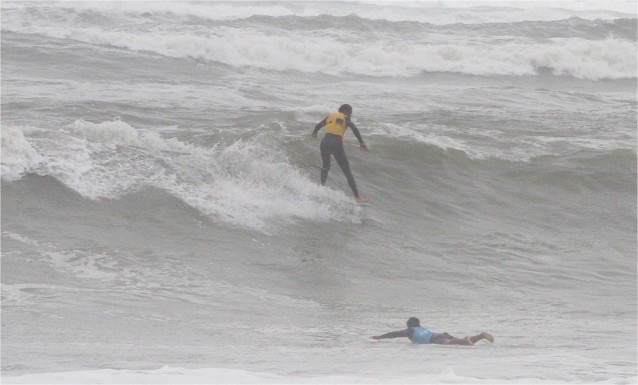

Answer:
[1,1,636,384]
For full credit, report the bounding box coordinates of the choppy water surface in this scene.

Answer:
[2,1,636,383]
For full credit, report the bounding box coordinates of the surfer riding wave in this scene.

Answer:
[312,104,368,203]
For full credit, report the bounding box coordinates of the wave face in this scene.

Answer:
[1,2,636,383]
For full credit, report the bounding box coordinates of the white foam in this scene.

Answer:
[376,115,638,162]
[1,231,41,246]
[1,365,582,384]
[4,1,634,24]
[1,120,359,232]
[1,125,46,181]
[3,18,634,80]
[177,134,358,231]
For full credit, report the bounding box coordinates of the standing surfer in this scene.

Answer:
[312,104,368,203]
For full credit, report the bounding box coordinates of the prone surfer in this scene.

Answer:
[312,104,368,203]
[371,317,494,345]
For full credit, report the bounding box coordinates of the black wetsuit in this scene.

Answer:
[312,115,364,197]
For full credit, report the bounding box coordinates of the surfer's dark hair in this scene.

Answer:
[406,317,420,328]
[338,104,352,115]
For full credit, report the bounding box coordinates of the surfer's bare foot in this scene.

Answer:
[356,196,368,204]
[480,332,494,343]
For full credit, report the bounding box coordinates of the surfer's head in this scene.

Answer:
[338,104,353,116]
[406,317,420,328]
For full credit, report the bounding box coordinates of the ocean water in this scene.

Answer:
[1,1,636,384]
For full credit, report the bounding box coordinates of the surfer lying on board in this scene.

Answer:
[371,317,494,345]
[312,104,368,203]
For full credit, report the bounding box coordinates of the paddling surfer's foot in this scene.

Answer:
[480,332,494,343]
[355,196,368,204]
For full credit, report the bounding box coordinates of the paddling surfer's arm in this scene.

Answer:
[371,329,410,340]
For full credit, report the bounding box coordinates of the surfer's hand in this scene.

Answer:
[360,142,368,151]
[371,336,381,340]
[312,132,317,138]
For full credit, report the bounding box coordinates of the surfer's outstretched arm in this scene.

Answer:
[371,330,409,340]
[347,117,367,151]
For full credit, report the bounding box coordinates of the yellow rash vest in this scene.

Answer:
[312,111,363,145]
[324,113,348,136]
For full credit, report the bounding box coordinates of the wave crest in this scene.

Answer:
[1,125,46,181]
[4,23,635,80]
[1,120,361,232]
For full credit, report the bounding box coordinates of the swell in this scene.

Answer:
[3,2,634,25]
[4,127,635,240]
[234,16,637,41]
[351,139,636,240]
[2,143,635,316]
[2,15,635,80]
